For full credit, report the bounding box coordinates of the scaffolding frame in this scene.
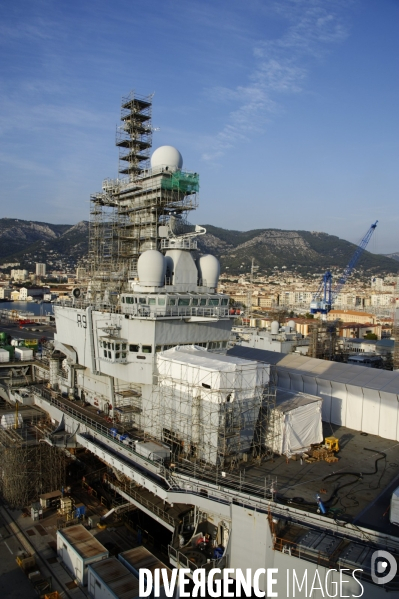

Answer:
[87,91,200,301]
[144,356,277,470]
[308,321,337,360]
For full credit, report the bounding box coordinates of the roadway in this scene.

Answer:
[0,322,55,342]
[0,507,37,599]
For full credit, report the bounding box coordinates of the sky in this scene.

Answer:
[0,0,398,253]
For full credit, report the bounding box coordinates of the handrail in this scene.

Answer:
[31,386,167,474]
[105,475,177,527]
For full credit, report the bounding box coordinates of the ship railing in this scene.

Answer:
[104,474,177,528]
[30,385,169,477]
[168,546,227,573]
[122,305,230,319]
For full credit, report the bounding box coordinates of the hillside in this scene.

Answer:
[0,219,89,268]
[0,218,397,276]
[198,225,398,275]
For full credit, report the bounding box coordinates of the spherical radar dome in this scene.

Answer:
[151,146,183,170]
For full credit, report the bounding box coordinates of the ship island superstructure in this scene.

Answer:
[3,92,399,597]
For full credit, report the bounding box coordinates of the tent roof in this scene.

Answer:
[228,346,399,393]
[159,345,259,372]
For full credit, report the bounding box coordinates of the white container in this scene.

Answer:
[57,524,109,585]
[135,440,170,461]
[15,347,33,361]
[0,348,9,363]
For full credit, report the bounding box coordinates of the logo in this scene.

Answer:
[371,550,397,585]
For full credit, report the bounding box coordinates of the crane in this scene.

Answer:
[310,220,378,317]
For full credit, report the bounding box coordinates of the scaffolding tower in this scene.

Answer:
[308,321,337,360]
[144,355,277,470]
[87,91,200,302]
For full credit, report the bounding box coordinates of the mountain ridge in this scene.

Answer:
[0,218,397,275]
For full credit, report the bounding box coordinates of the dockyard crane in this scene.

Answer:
[310,220,378,317]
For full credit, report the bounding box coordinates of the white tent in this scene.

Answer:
[267,390,323,457]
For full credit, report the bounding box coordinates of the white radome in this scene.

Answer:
[151,146,183,170]
[137,250,166,287]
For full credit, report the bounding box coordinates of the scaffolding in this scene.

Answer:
[143,351,277,469]
[87,91,200,301]
[308,321,337,360]
[0,441,67,508]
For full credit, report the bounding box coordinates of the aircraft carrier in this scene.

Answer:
[3,91,399,597]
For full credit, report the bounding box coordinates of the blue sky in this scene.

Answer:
[1,0,398,253]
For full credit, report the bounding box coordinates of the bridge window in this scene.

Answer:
[142,345,152,354]
[192,298,199,306]
[158,298,166,306]
[200,298,207,306]
[178,298,190,306]
[148,298,156,305]
[129,344,139,352]
[208,299,220,306]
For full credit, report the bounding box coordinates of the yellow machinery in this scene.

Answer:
[325,436,339,452]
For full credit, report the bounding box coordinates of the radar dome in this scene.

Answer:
[288,320,296,330]
[137,250,166,287]
[271,321,279,335]
[198,254,220,288]
[151,146,183,170]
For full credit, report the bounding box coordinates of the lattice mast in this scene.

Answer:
[88,91,199,302]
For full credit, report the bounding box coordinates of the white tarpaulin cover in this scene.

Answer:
[390,486,399,525]
[1,413,23,429]
[157,346,269,402]
[269,390,323,456]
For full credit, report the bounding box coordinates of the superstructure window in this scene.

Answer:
[192,298,199,306]
[221,298,228,306]
[200,298,207,306]
[148,298,156,305]
[208,299,220,306]
[158,298,166,306]
[178,298,190,306]
[129,344,139,352]
[139,298,146,304]
[142,345,152,353]
[169,298,176,305]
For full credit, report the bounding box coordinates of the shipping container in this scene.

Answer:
[57,524,109,585]
[88,557,141,599]
[118,547,172,599]
[134,441,170,462]
[0,348,9,362]
[15,347,33,361]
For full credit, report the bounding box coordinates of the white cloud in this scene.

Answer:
[202,0,350,161]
